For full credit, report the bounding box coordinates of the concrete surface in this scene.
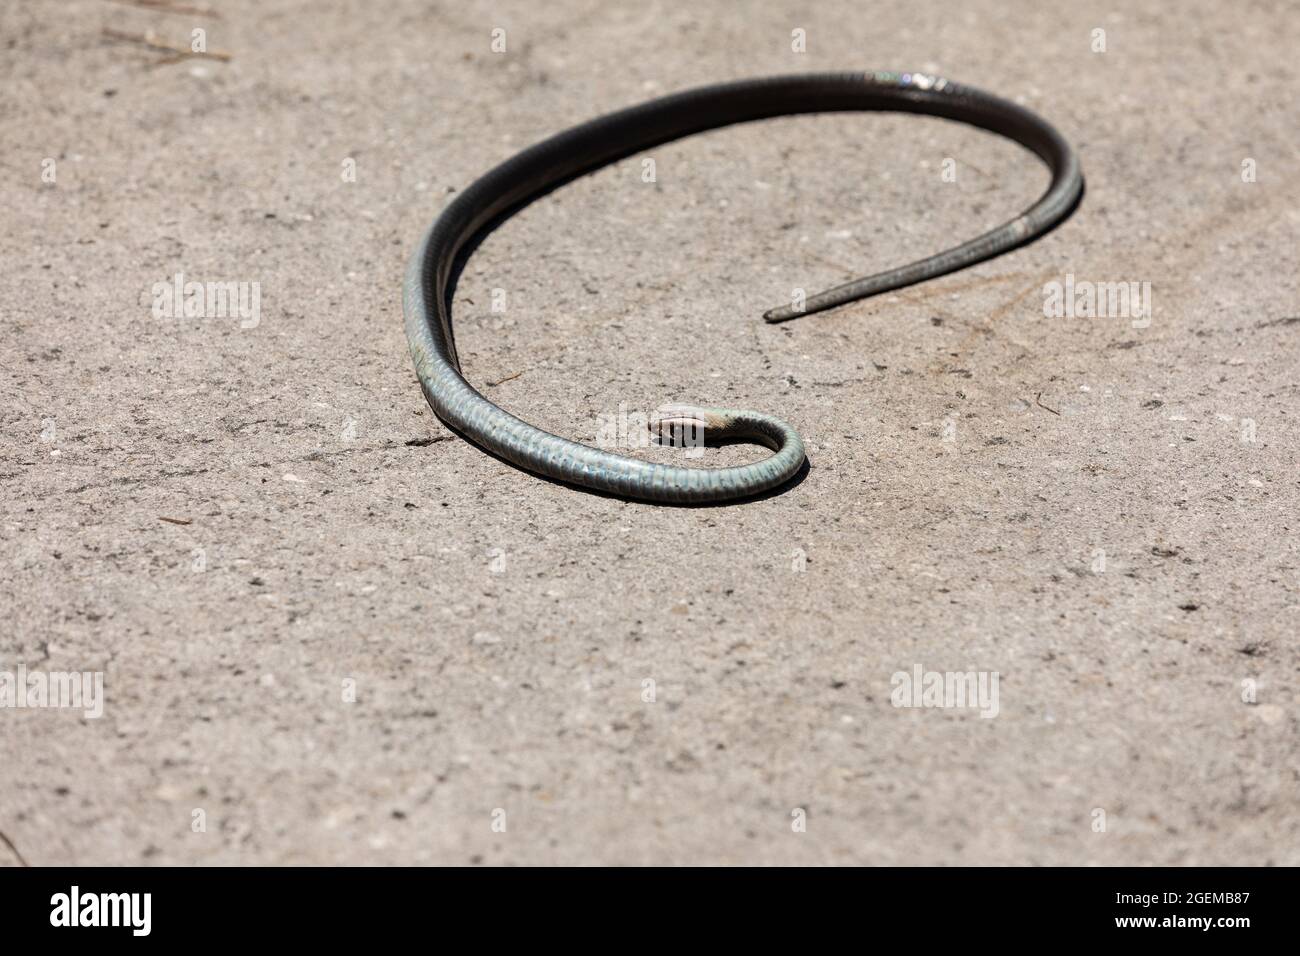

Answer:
[2,0,1298,865]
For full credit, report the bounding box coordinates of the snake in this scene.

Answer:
[403,72,1082,504]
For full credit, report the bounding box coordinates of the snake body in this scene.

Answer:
[404,72,1082,503]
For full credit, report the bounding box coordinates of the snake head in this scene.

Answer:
[648,403,724,448]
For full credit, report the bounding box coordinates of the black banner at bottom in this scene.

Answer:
[0,866,1285,941]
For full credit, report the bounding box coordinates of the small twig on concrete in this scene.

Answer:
[1035,392,1061,416]
[102,0,222,18]
[487,370,525,386]
[953,156,989,177]
[0,829,30,867]
[158,516,192,525]
[102,27,233,62]
[146,54,190,69]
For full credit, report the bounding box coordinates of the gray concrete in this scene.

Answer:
[2,0,1297,865]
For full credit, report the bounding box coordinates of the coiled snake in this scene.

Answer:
[403,72,1082,503]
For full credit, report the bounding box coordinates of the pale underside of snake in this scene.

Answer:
[403,72,1083,504]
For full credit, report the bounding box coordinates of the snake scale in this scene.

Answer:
[403,72,1083,503]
